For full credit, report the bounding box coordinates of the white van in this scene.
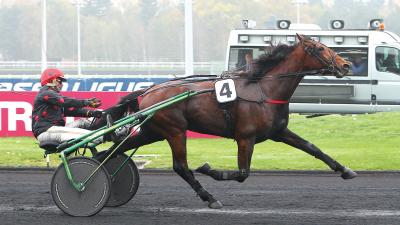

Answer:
[225,19,400,114]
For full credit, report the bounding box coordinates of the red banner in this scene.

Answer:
[0,91,215,138]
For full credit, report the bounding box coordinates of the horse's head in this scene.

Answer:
[297,33,350,78]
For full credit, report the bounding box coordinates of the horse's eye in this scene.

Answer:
[318,47,324,51]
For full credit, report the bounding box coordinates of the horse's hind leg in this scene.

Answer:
[196,137,255,183]
[167,133,223,209]
[273,128,357,179]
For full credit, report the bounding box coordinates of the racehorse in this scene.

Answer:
[97,34,355,209]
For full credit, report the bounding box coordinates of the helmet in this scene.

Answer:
[40,68,67,86]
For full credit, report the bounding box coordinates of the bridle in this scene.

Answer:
[300,39,344,77]
[278,39,345,78]
[261,39,347,104]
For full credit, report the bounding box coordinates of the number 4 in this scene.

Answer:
[220,82,233,98]
[215,79,237,103]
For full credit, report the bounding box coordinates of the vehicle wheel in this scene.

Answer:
[51,156,111,216]
[101,153,140,207]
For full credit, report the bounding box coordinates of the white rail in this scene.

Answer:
[0,61,223,69]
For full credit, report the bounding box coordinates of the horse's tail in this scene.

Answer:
[95,89,146,127]
[116,89,147,113]
[86,89,148,132]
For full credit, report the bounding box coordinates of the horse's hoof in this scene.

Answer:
[208,200,223,209]
[196,163,211,174]
[341,167,357,180]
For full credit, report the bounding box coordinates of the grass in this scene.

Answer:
[0,112,399,170]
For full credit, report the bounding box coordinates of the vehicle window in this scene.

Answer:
[333,47,368,76]
[228,47,266,71]
[376,46,400,75]
[228,46,369,76]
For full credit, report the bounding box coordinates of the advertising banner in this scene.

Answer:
[0,77,169,92]
[0,90,216,138]
[0,77,217,138]
[1,91,128,137]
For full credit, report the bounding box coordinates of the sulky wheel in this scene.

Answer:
[102,153,140,207]
[51,156,111,217]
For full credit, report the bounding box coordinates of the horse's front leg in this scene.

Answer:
[273,128,357,179]
[167,132,223,209]
[196,137,255,183]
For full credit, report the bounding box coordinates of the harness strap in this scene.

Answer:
[219,102,235,136]
[265,99,289,104]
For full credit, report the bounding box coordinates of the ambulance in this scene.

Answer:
[225,19,400,114]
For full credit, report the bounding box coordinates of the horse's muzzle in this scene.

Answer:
[342,63,350,74]
[334,63,350,78]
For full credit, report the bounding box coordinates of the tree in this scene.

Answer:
[0,0,399,63]
[193,0,242,61]
[138,0,158,61]
[15,3,41,60]
[0,6,21,60]
[46,1,76,60]
[82,0,113,17]
[148,5,184,61]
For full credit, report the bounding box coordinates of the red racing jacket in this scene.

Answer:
[31,86,91,138]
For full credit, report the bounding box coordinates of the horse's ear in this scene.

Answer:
[296,33,305,41]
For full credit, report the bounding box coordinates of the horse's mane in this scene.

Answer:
[249,44,297,80]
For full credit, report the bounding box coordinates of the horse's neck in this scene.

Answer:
[261,49,305,101]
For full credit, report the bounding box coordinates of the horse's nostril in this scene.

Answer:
[343,63,350,71]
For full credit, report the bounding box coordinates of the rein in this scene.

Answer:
[139,39,343,105]
[141,76,219,96]
[277,68,331,78]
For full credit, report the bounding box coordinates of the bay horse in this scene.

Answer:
[99,34,355,209]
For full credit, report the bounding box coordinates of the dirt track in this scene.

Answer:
[0,169,400,225]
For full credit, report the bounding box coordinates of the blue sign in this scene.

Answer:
[0,77,170,92]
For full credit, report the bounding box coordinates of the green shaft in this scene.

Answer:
[60,90,202,192]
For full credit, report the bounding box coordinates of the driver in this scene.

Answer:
[32,68,104,144]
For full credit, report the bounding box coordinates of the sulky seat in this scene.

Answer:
[39,140,62,155]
